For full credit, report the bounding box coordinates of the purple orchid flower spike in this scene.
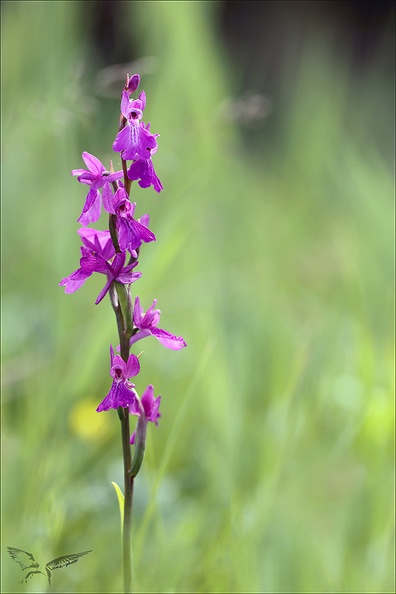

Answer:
[60,73,186,592]
[130,384,161,444]
[97,345,141,412]
[102,184,156,252]
[72,152,124,225]
[59,228,142,304]
[130,296,187,349]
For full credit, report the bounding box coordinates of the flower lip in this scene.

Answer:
[112,116,158,162]
[127,157,163,193]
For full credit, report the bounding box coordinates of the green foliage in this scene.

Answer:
[2,1,394,592]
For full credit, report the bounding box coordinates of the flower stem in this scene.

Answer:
[111,277,135,592]
[119,406,134,593]
[117,311,134,594]
[122,157,132,195]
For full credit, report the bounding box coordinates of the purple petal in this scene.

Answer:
[77,188,101,225]
[150,327,187,350]
[139,213,150,227]
[102,182,116,214]
[118,217,156,252]
[121,90,132,119]
[79,250,108,274]
[78,227,109,246]
[127,158,163,193]
[109,251,126,277]
[71,167,87,178]
[141,384,161,423]
[140,300,160,327]
[110,352,128,379]
[125,353,140,378]
[95,276,113,305]
[76,171,97,185]
[148,395,161,424]
[78,228,115,260]
[133,296,143,323]
[82,151,105,176]
[113,187,133,218]
[141,384,154,411]
[59,268,92,293]
[113,126,132,155]
[129,329,152,347]
[101,170,124,184]
[114,124,158,161]
[117,270,142,285]
[138,91,146,111]
[120,124,144,160]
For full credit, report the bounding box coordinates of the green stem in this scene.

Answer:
[110,277,135,593]
[117,301,134,593]
[122,157,132,195]
[119,406,134,593]
[107,167,140,590]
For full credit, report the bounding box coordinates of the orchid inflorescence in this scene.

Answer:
[60,72,186,443]
[60,72,186,593]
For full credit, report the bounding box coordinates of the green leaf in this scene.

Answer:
[111,481,125,533]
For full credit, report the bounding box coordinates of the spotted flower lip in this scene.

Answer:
[72,152,124,226]
[127,156,163,193]
[96,345,141,412]
[130,296,187,349]
[113,120,159,162]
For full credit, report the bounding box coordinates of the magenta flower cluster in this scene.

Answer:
[60,74,186,438]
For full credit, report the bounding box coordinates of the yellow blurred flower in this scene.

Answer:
[69,399,112,442]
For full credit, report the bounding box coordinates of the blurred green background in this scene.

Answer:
[2,1,394,592]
